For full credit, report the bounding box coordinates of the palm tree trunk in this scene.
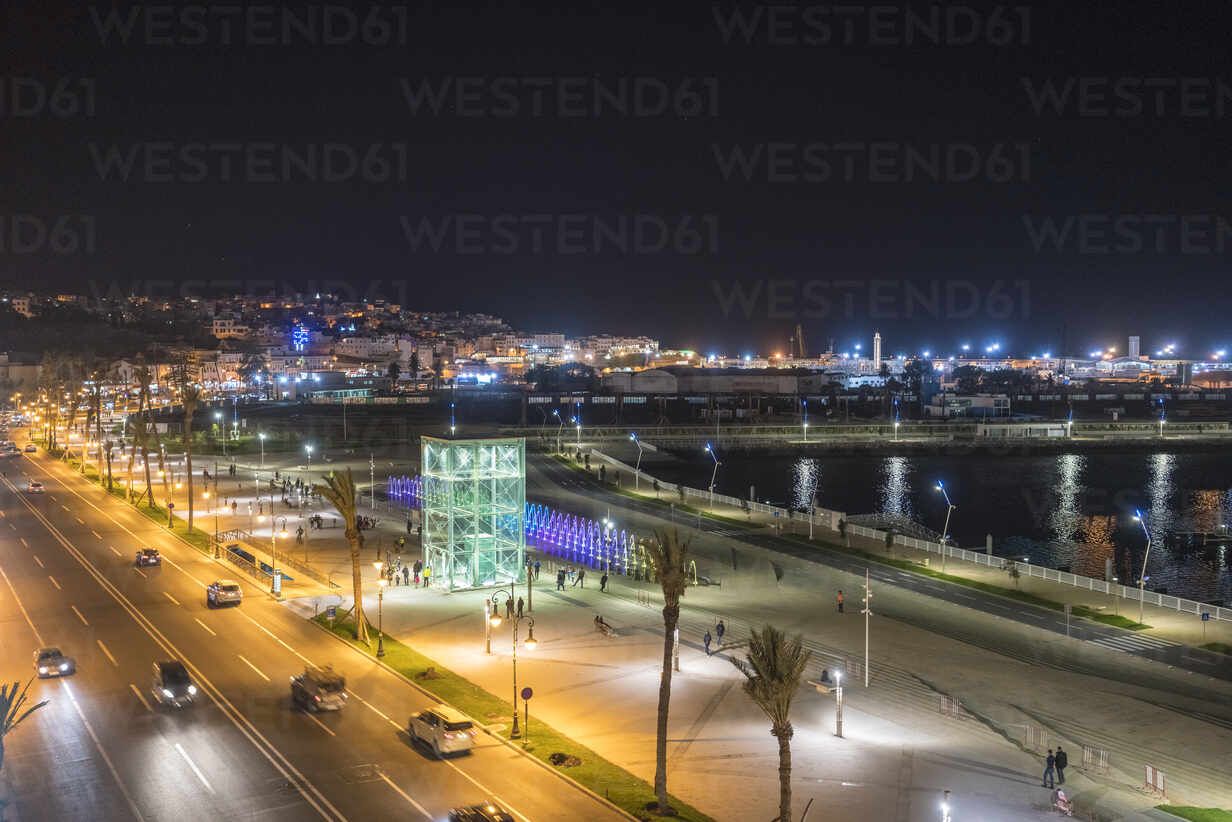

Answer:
[775,726,793,822]
[350,537,369,645]
[143,449,154,508]
[105,451,113,492]
[126,449,136,502]
[654,601,679,809]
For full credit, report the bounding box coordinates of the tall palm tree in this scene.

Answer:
[181,385,200,532]
[644,527,691,813]
[0,677,48,776]
[103,439,114,492]
[131,417,155,508]
[314,469,370,646]
[730,626,812,822]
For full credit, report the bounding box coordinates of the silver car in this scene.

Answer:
[205,579,243,608]
[34,647,76,678]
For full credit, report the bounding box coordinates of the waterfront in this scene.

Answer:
[653,451,1232,604]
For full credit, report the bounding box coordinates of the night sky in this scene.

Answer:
[2,1,1229,356]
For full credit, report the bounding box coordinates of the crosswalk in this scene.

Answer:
[1087,632,1179,654]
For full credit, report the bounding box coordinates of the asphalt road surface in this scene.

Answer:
[0,451,631,822]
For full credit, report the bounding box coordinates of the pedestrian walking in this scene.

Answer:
[506,598,514,620]
[703,631,712,656]
[1054,746,1068,785]
[599,572,608,592]
[556,570,565,591]
[413,559,421,584]
[1042,749,1056,788]
[534,559,540,579]
[516,597,524,618]
[402,565,410,586]
[836,590,845,613]
[716,619,725,644]
[574,568,585,588]
[406,519,412,535]
[422,566,430,587]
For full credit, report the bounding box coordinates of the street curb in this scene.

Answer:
[303,615,643,822]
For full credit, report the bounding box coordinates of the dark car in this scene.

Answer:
[449,803,515,822]
[135,548,161,566]
[151,660,197,708]
[290,666,347,712]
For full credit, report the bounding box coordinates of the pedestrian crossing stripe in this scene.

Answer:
[1088,634,1178,653]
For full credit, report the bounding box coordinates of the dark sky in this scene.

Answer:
[2,1,1229,357]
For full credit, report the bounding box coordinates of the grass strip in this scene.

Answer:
[313,613,715,822]
[1156,807,1232,822]
[1201,642,1232,656]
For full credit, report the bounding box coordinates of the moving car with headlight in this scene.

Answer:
[408,704,477,758]
[151,660,197,708]
[34,647,76,678]
[205,579,242,607]
[135,548,161,566]
[449,802,515,822]
[290,666,347,711]
[24,443,36,453]
[25,481,43,493]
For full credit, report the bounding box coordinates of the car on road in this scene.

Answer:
[151,660,197,708]
[408,704,477,758]
[205,579,243,607]
[34,647,76,678]
[24,444,36,453]
[135,548,161,566]
[449,803,515,822]
[25,481,43,493]
[290,666,347,712]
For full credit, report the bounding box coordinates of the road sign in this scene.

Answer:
[1202,612,1210,621]
[521,687,533,700]
[326,605,336,623]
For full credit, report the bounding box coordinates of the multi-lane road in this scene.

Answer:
[0,449,630,822]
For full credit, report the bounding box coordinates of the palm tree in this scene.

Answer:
[181,385,200,532]
[644,527,691,813]
[103,439,114,492]
[314,469,370,646]
[0,677,49,776]
[730,626,812,822]
[131,417,155,508]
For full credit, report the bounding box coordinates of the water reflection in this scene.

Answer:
[791,458,820,511]
[1049,454,1085,541]
[880,457,913,520]
[1144,453,1176,545]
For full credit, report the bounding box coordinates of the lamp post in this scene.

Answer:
[553,409,563,453]
[630,433,644,489]
[573,416,581,446]
[1133,509,1152,626]
[935,480,955,572]
[704,442,720,507]
[373,563,387,658]
[488,590,536,739]
[214,411,226,456]
[271,517,287,595]
[258,432,265,468]
[304,443,314,467]
[802,399,808,442]
[834,670,844,737]
[861,568,872,687]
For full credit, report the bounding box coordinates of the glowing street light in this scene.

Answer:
[304,443,314,467]
[704,443,721,507]
[935,480,955,572]
[801,399,808,442]
[1132,510,1152,626]
[258,432,266,467]
[630,433,644,489]
[553,409,563,453]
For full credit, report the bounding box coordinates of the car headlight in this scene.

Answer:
[38,666,47,674]
[187,685,197,695]
[162,688,174,698]
[60,663,68,671]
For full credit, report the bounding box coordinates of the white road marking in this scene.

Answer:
[163,591,181,606]
[92,530,102,539]
[237,654,270,681]
[175,743,214,793]
[48,575,60,590]
[97,638,119,667]
[378,772,432,819]
[444,763,534,822]
[71,605,88,626]
[129,682,152,712]
[194,618,217,636]
[134,567,147,579]
[61,504,69,512]
[0,566,45,645]
[19,537,27,547]
[76,516,84,524]
[302,711,336,737]
[33,555,44,568]
[108,545,121,557]
[64,682,148,821]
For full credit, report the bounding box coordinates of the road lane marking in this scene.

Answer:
[302,711,336,737]
[63,681,148,821]
[76,517,85,524]
[92,530,101,539]
[194,618,217,636]
[175,743,214,793]
[444,763,533,822]
[71,605,88,626]
[61,504,70,512]
[108,545,121,557]
[237,654,270,681]
[378,772,431,819]
[6,522,13,530]
[19,537,27,548]
[48,575,60,590]
[97,639,119,667]
[0,566,45,645]
[129,683,152,712]
[134,567,147,578]
[33,555,44,568]
[163,591,181,606]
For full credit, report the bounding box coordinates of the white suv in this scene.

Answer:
[408,704,477,758]
[205,580,243,607]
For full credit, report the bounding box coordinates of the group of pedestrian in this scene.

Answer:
[1042,746,1068,788]
[703,619,726,656]
[555,566,587,589]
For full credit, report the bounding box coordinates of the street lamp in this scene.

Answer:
[573,416,581,446]
[304,443,314,467]
[373,562,387,658]
[553,409,563,453]
[258,432,266,468]
[704,443,720,507]
[802,399,808,442]
[271,518,287,595]
[834,670,844,737]
[488,589,535,739]
[214,411,226,456]
[935,480,955,572]
[1133,509,1152,626]
[630,433,644,489]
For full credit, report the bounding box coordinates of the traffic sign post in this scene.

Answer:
[1202,611,1210,641]
[520,687,533,745]
[1064,603,1071,638]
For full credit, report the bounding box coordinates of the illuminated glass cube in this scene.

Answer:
[421,436,525,590]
